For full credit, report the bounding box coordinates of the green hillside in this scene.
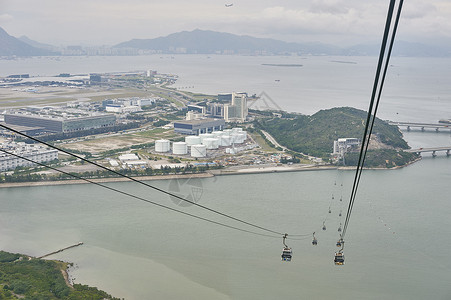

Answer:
[0,251,120,300]
[255,107,417,167]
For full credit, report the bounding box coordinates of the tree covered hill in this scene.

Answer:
[255,107,417,167]
[0,250,120,299]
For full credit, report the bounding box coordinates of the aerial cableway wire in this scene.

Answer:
[0,125,313,239]
[0,124,285,236]
[342,0,404,242]
[0,147,284,239]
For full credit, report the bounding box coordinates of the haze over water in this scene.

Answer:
[0,55,450,299]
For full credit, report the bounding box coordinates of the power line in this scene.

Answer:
[0,147,281,239]
[342,0,404,241]
[0,123,286,236]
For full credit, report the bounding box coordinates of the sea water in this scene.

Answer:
[0,55,450,299]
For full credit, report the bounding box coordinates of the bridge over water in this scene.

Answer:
[389,121,451,132]
[406,146,451,157]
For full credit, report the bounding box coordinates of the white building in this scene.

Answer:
[118,153,139,162]
[105,105,141,113]
[333,138,360,157]
[185,111,204,121]
[0,142,59,172]
[225,92,248,123]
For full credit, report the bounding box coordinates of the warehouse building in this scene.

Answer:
[173,118,225,135]
[4,111,116,133]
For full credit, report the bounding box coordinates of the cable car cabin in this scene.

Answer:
[281,247,292,261]
[334,252,345,265]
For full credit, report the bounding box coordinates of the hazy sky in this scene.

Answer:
[1,0,450,46]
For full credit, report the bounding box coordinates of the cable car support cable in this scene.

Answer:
[0,124,289,236]
[341,0,404,243]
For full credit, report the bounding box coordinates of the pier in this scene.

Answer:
[405,146,451,157]
[389,121,451,132]
[37,242,84,259]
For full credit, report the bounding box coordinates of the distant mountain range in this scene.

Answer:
[114,29,342,55]
[1,26,450,57]
[115,29,451,57]
[18,35,57,52]
[0,27,56,56]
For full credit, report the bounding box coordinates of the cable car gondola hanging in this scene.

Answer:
[281,234,292,262]
[334,251,345,265]
[312,232,318,245]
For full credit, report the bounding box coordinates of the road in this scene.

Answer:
[260,130,287,151]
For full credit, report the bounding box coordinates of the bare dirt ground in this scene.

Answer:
[63,136,152,153]
[62,129,178,154]
[368,135,396,150]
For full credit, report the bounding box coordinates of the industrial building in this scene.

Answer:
[333,138,360,157]
[0,142,58,171]
[102,97,155,108]
[224,93,248,123]
[206,103,224,118]
[205,93,249,122]
[4,110,116,133]
[173,118,225,135]
[187,105,205,114]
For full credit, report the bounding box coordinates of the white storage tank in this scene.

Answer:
[191,144,207,157]
[226,147,237,154]
[212,131,224,138]
[203,138,219,149]
[219,135,232,146]
[199,133,214,144]
[172,142,188,155]
[155,139,170,152]
[185,136,201,146]
[235,133,246,144]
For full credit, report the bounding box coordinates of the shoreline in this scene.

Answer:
[210,164,337,175]
[0,158,421,189]
[0,172,213,188]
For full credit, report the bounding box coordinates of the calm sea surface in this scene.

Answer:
[0,55,450,299]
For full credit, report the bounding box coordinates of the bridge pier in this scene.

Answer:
[447,150,450,157]
[436,128,439,132]
[421,127,425,132]
[407,126,411,131]
[432,151,437,157]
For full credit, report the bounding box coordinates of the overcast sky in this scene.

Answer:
[1,0,451,47]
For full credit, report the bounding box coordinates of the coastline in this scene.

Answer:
[0,158,421,189]
[0,164,332,188]
[0,173,213,188]
[210,164,337,175]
